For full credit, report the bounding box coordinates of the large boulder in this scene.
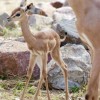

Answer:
[0,38,40,79]
[52,7,82,46]
[0,38,52,79]
[48,44,91,90]
[53,19,82,46]
[52,7,81,45]
[52,7,77,43]
[52,7,88,48]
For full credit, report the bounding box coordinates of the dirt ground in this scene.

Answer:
[0,79,85,100]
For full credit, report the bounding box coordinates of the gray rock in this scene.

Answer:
[52,7,81,44]
[0,13,16,28]
[54,19,78,37]
[0,25,4,36]
[0,25,3,31]
[49,74,80,90]
[53,19,81,44]
[0,37,4,44]
[56,7,74,16]
[14,37,25,42]
[48,44,91,90]
[29,15,53,32]
[63,0,69,6]
[53,7,75,22]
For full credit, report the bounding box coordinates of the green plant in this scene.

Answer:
[2,27,22,38]
[70,86,80,93]
[14,81,24,90]
[27,86,36,95]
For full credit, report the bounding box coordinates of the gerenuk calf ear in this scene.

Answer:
[26,3,34,11]
[25,3,48,17]
[20,0,27,7]
[25,3,35,15]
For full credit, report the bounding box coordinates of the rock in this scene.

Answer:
[52,7,80,45]
[56,7,74,16]
[48,44,91,90]
[52,7,76,40]
[36,2,56,17]
[20,0,27,7]
[51,0,69,8]
[29,15,53,32]
[51,78,80,90]
[52,10,88,48]
[0,25,4,36]
[0,38,52,79]
[0,39,40,79]
[63,0,69,6]
[53,19,81,45]
[53,7,75,22]
[0,37,4,44]
[14,37,25,42]
[0,13,16,28]
[50,0,65,8]
[0,25,3,31]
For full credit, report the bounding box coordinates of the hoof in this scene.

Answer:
[85,94,97,100]
[85,94,89,100]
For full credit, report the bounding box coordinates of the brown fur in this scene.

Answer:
[67,0,100,100]
[11,8,21,16]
